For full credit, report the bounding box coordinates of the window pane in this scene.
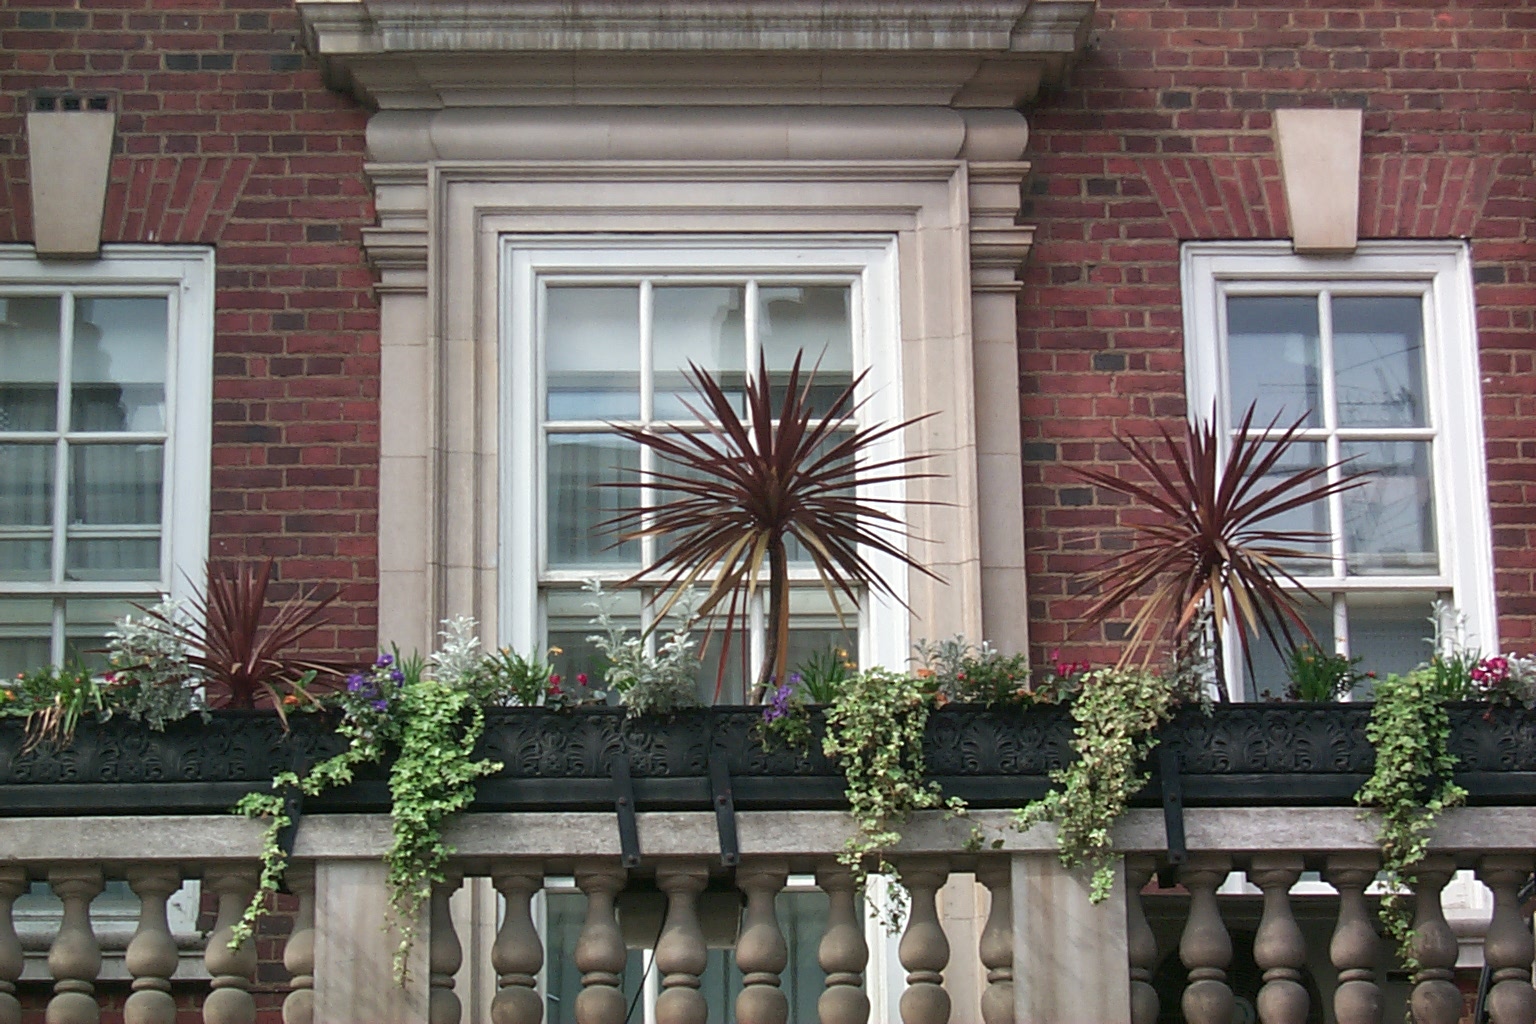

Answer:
[1347,592,1437,680]
[546,436,640,568]
[72,296,168,432]
[0,296,61,432]
[0,443,55,527]
[653,286,745,420]
[785,428,856,565]
[1331,296,1425,428]
[0,442,55,580]
[545,287,640,421]
[1225,296,1322,427]
[1248,441,1330,574]
[0,596,53,677]
[70,444,163,525]
[1340,441,1436,575]
[1244,598,1333,700]
[760,286,853,415]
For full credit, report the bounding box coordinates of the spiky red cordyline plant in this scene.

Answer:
[1073,404,1370,700]
[148,559,338,724]
[602,350,941,702]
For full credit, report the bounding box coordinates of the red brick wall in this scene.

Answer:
[0,0,378,662]
[1020,0,1536,666]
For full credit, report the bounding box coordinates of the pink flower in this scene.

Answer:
[577,672,589,686]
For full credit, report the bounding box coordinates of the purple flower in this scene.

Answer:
[762,681,794,723]
[389,669,404,683]
[375,653,394,669]
[371,699,389,711]
[346,673,367,693]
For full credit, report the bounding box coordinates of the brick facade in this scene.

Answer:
[1020,0,1536,665]
[0,0,379,662]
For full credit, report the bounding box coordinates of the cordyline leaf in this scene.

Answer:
[599,349,943,701]
[145,558,339,726]
[1071,403,1370,698]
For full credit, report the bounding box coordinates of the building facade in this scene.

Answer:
[1,1,1533,1022]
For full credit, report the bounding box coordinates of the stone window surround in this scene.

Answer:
[371,156,1035,657]
[299,0,1100,661]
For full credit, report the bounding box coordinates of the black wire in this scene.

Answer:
[624,912,668,1023]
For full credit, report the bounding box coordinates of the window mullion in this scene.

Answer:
[50,293,74,663]
[638,280,655,569]
[1317,290,1347,581]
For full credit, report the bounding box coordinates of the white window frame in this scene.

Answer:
[0,244,214,660]
[1,244,213,969]
[1181,240,1496,695]
[499,235,908,678]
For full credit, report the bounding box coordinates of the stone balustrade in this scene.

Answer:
[0,806,1533,1023]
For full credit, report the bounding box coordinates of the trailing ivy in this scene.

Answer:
[380,681,499,980]
[1012,669,1180,903]
[822,667,962,927]
[233,639,501,982]
[1355,667,1466,973]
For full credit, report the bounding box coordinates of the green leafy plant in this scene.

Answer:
[795,645,858,705]
[822,667,962,927]
[149,558,338,724]
[602,350,938,701]
[1071,403,1368,700]
[913,635,1032,705]
[1283,643,1369,702]
[471,645,556,706]
[104,599,207,730]
[1013,669,1182,902]
[1355,668,1466,974]
[235,628,502,981]
[11,663,106,752]
[585,579,699,717]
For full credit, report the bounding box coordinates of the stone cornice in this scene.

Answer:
[298,0,1096,110]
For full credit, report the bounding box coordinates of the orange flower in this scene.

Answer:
[282,694,300,707]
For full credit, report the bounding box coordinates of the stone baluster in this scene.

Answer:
[1324,853,1382,1024]
[1124,855,1160,1024]
[896,857,951,1024]
[1178,853,1234,1024]
[574,863,629,1024]
[282,865,316,1024]
[1408,857,1460,1024]
[203,866,259,1024]
[654,861,709,1024]
[736,859,789,1024]
[1477,855,1536,1024]
[490,861,544,1024]
[48,864,104,1024]
[124,866,181,1024]
[814,864,869,1024]
[975,859,1013,1024]
[1251,854,1308,1024]
[0,866,26,1024]
[430,871,464,1024]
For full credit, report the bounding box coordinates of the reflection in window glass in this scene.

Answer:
[653,287,745,420]
[1225,296,1321,427]
[0,285,175,668]
[545,287,641,421]
[0,296,61,432]
[1340,441,1436,575]
[1331,296,1424,428]
[72,296,168,432]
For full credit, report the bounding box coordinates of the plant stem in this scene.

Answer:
[753,535,790,703]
